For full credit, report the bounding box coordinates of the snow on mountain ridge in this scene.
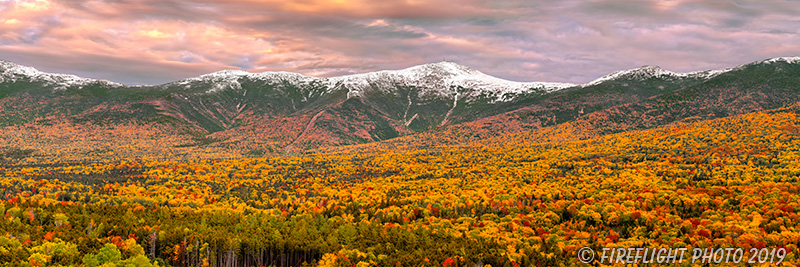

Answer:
[0,60,121,90]
[328,61,575,102]
[584,56,800,87]
[172,61,574,102]
[190,69,314,81]
[585,65,733,86]
[177,69,318,93]
[5,56,799,98]
[691,57,800,80]
[763,57,800,64]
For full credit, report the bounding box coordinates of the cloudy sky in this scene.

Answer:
[1,0,799,85]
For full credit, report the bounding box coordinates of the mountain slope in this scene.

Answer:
[2,57,800,159]
[361,57,800,150]
[0,60,574,153]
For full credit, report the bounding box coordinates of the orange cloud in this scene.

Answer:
[0,0,509,84]
[1,0,799,85]
[224,0,491,18]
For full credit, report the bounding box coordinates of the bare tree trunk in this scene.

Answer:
[149,231,157,259]
[182,237,187,267]
[258,249,263,267]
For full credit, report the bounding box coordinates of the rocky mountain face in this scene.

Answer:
[0,60,573,151]
[449,57,800,143]
[1,57,799,153]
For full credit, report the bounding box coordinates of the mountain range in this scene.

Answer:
[1,57,800,160]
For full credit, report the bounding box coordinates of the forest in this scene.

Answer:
[2,107,800,266]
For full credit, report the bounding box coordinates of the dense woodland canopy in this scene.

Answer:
[3,104,800,266]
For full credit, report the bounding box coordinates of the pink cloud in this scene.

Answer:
[0,0,799,85]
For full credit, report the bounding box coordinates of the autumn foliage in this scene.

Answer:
[3,107,800,266]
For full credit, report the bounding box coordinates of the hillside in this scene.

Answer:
[0,60,574,159]
[2,103,799,265]
[2,57,800,163]
[350,57,800,151]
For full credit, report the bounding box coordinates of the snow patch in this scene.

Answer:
[327,61,575,103]
[585,65,731,86]
[0,60,121,90]
[763,57,800,64]
[585,56,800,87]
[183,61,575,102]
[175,69,317,93]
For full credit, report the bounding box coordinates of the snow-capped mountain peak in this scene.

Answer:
[399,61,479,77]
[328,61,575,102]
[586,65,676,86]
[191,69,314,81]
[762,56,800,64]
[585,64,737,87]
[203,69,251,78]
[0,59,574,101]
[0,60,120,90]
[175,68,318,93]
[584,57,800,87]
[0,60,42,77]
